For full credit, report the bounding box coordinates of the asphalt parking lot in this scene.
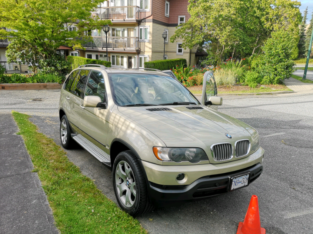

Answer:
[1,89,313,234]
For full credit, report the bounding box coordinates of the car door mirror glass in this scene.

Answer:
[201,71,217,105]
[83,96,102,107]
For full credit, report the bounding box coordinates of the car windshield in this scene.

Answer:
[109,73,199,106]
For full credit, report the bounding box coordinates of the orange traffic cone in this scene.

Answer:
[237,195,266,234]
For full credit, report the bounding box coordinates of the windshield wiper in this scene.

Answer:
[159,102,197,106]
[123,104,159,107]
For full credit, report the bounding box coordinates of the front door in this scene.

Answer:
[80,70,110,154]
[128,56,132,68]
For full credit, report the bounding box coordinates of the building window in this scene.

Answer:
[70,52,78,56]
[69,26,77,32]
[177,43,183,55]
[178,16,185,25]
[139,27,149,41]
[164,55,168,60]
[165,1,170,17]
[139,55,149,68]
[164,29,169,43]
[140,0,149,10]
[87,54,92,59]
[111,55,125,67]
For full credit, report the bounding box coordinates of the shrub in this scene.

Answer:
[0,64,5,78]
[0,73,62,84]
[145,59,187,70]
[253,30,295,84]
[214,69,237,86]
[38,54,70,77]
[67,56,111,70]
[244,71,262,88]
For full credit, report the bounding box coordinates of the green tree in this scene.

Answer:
[171,0,302,62]
[252,30,296,84]
[298,7,308,58]
[305,12,313,57]
[0,0,111,72]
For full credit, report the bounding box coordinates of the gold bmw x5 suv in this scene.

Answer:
[59,64,264,216]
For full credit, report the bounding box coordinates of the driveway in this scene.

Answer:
[1,90,313,234]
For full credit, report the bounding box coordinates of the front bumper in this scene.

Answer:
[148,163,263,201]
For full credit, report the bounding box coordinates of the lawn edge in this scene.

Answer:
[11,111,146,234]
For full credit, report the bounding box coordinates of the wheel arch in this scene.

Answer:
[59,108,66,120]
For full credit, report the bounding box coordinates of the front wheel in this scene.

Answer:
[60,115,75,149]
[113,151,153,216]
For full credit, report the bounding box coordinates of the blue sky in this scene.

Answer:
[299,0,313,23]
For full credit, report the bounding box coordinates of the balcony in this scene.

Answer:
[82,36,145,52]
[0,39,9,48]
[91,6,150,22]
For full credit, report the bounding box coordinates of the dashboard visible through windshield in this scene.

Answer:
[109,73,199,107]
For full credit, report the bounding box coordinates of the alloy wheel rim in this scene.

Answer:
[60,119,67,145]
[115,160,137,208]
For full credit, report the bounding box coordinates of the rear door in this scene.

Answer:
[62,70,80,124]
[68,69,90,128]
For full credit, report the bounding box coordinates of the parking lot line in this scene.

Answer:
[284,207,313,219]
[263,133,285,138]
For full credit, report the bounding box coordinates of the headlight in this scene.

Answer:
[153,147,209,163]
[250,131,260,153]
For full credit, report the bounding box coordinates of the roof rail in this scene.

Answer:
[79,64,107,69]
[132,68,161,72]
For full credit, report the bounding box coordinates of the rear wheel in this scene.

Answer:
[113,150,153,216]
[60,115,75,149]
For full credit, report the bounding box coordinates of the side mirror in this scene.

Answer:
[83,96,103,108]
[201,71,218,105]
[206,96,223,106]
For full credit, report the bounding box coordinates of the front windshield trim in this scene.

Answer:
[107,72,200,107]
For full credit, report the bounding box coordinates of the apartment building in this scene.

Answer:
[76,0,196,68]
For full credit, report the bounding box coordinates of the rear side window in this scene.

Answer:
[64,70,80,91]
[70,70,90,99]
[84,71,106,102]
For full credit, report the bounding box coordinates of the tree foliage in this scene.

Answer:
[171,0,302,61]
[0,0,111,71]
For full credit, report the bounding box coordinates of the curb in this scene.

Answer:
[0,83,62,90]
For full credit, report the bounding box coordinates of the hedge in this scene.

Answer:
[67,56,111,70]
[144,58,187,70]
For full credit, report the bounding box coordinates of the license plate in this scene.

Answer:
[231,174,249,190]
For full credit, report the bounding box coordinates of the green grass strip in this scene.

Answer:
[12,112,146,234]
[296,67,313,71]
[190,87,292,95]
[291,74,313,84]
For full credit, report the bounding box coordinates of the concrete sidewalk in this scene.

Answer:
[284,78,313,93]
[0,114,58,234]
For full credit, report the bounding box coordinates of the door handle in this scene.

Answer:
[80,105,85,109]
[66,96,70,100]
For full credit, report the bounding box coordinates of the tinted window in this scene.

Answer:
[84,71,106,102]
[64,70,80,91]
[70,70,90,99]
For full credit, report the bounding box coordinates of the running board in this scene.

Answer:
[72,134,111,166]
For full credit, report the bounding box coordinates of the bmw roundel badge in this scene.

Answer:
[226,134,232,139]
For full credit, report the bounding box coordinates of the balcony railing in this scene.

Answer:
[0,61,31,74]
[83,36,143,51]
[92,6,150,21]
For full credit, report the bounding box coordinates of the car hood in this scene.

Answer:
[118,106,256,147]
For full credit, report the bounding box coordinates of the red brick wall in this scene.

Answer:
[151,0,189,24]
[168,0,190,24]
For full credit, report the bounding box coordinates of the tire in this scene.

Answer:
[113,150,154,216]
[60,115,75,149]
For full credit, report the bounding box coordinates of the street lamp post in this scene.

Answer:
[304,26,313,80]
[103,25,110,62]
[162,31,167,59]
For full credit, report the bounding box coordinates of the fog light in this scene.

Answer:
[176,173,185,181]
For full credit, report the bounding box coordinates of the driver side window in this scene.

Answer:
[84,71,106,102]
